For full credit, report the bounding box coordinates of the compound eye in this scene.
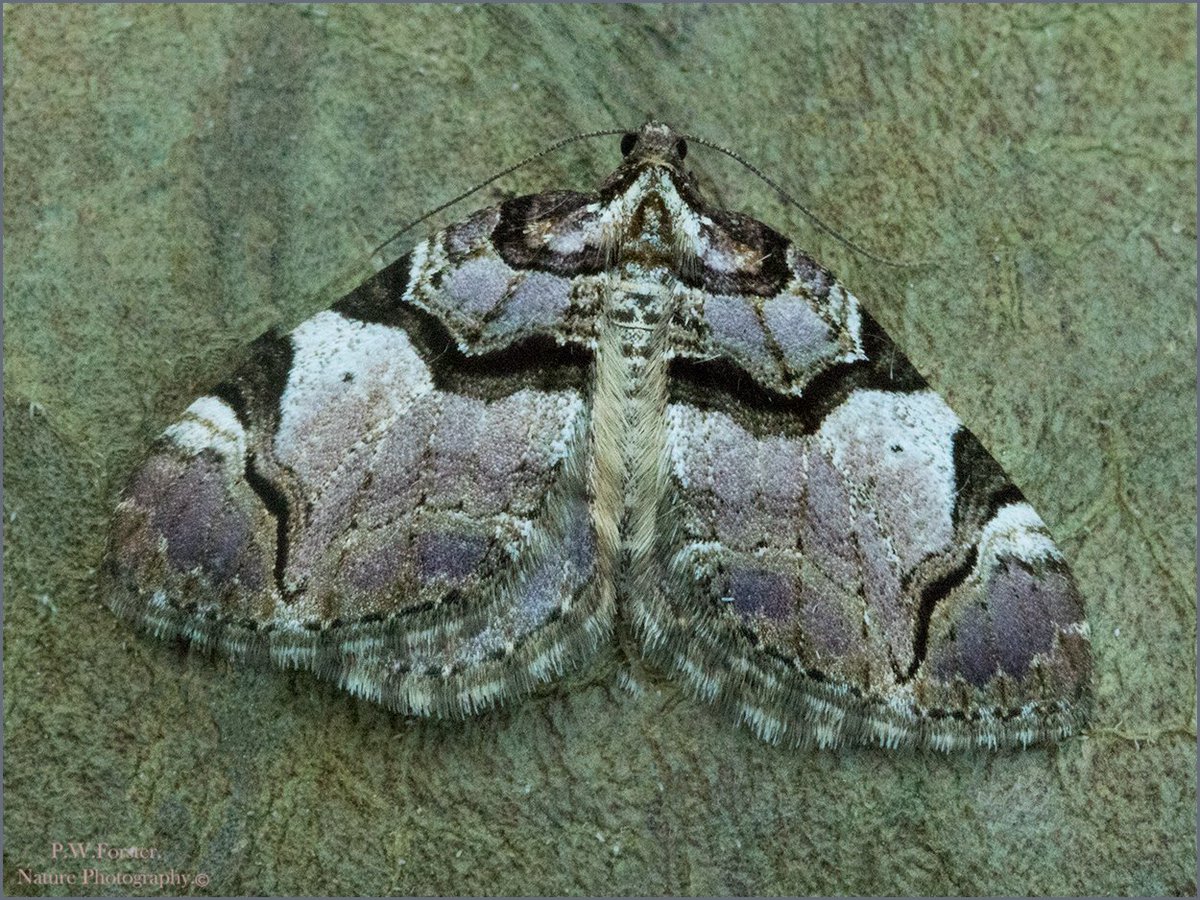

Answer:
[675,138,688,160]
[620,132,638,157]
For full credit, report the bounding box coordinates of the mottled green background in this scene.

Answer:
[4,3,1196,896]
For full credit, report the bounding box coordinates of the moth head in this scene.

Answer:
[618,122,689,171]
[601,122,699,204]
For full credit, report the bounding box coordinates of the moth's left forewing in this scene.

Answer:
[653,208,1092,750]
[106,195,611,717]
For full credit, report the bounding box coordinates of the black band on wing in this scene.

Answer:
[902,545,979,682]
[334,252,593,400]
[698,208,793,297]
[668,311,927,436]
[951,428,1026,530]
[242,451,294,599]
[207,332,298,600]
[211,330,295,434]
[491,192,607,277]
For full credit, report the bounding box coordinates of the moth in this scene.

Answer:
[105,123,1092,750]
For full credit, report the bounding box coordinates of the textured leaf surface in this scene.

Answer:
[4,4,1194,895]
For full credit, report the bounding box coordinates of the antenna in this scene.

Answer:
[682,132,939,270]
[371,128,626,258]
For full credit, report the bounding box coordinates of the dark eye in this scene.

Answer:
[620,132,638,157]
[675,138,688,160]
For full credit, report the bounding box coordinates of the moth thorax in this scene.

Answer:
[624,193,688,269]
